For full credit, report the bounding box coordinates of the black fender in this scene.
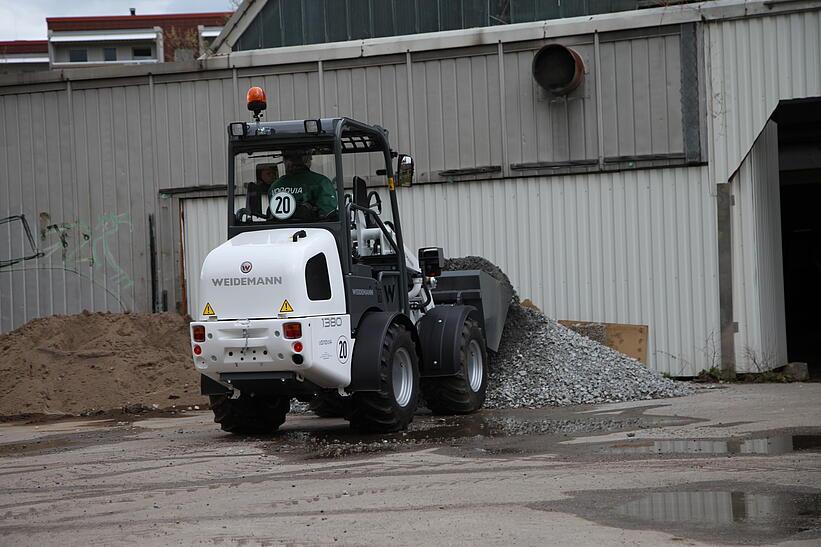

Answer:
[200,373,231,395]
[348,311,418,392]
[417,305,484,378]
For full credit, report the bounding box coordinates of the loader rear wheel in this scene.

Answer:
[309,392,354,419]
[422,319,488,415]
[350,322,420,432]
[209,394,289,434]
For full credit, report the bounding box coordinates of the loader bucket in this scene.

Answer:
[430,270,513,352]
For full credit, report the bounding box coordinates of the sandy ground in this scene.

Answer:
[0,383,819,546]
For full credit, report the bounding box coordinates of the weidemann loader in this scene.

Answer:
[190,87,511,433]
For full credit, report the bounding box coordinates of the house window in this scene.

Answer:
[68,49,87,62]
[103,47,117,61]
[132,47,152,59]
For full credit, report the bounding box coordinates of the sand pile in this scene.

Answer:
[0,311,206,417]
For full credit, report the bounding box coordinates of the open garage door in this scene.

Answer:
[181,197,229,318]
[774,99,821,380]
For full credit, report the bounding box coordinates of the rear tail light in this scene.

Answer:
[292,341,304,353]
[193,344,202,355]
[192,325,205,342]
[283,322,302,339]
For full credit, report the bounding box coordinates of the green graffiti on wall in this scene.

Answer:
[39,211,135,291]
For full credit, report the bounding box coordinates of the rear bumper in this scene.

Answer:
[190,316,352,390]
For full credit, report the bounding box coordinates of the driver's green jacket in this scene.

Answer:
[268,170,337,217]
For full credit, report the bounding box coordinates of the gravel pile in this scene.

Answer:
[444,257,692,408]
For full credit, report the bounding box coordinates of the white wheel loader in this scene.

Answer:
[190,87,511,433]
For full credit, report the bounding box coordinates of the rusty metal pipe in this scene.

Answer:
[532,44,585,96]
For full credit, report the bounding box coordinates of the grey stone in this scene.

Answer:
[444,256,693,409]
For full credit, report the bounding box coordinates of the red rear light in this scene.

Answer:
[192,325,205,342]
[283,322,302,339]
[292,341,304,353]
[193,344,202,355]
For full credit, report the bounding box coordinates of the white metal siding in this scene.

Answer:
[390,167,719,376]
[0,86,155,333]
[181,198,230,318]
[730,121,788,372]
[182,164,719,376]
[705,10,821,184]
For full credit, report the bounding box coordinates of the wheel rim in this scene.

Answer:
[392,347,414,407]
[467,339,484,392]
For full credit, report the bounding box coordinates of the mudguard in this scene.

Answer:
[416,305,483,378]
[348,311,417,392]
[201,373,231,395]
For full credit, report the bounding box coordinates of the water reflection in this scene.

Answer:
[615,490,821,527]
[605,434,821,455]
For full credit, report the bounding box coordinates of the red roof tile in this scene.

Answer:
[0,40,49,54]
[47,12,232,32]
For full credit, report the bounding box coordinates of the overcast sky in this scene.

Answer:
[0,0,234,41]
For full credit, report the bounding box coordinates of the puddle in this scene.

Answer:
[257,406,696,459]
[613,490,821,543]
[601,434,821,456]
[533,483,821,544]
[615,490,821,526]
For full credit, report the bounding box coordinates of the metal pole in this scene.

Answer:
[594,31,605,170]
[497,41,508,177]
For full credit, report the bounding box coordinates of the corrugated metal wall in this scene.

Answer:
[181,197,232,318]
[181,163,719,376]
[0,86,157,332]
[391,167,718,376]
[730,121,788,372]
[706,9,821,184]
[5,7,818,378]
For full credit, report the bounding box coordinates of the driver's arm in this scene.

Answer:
[314,175,339,217]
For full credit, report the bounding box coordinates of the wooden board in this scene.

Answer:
[558,320,649,365]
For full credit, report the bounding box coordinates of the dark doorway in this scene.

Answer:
[773,99,821,379]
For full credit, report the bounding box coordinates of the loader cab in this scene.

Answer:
[226,116,412,320]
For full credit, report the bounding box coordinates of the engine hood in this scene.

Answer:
[197,228,345,320]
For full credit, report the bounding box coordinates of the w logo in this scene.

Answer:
[240,261,253,274]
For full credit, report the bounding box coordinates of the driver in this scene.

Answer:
[268,149,337,219]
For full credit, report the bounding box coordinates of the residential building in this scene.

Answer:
[0,40,49,73]
[47,11,231,68]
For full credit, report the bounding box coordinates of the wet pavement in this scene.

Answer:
[0,383,820,545]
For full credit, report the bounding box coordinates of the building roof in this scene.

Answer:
[47,12,232,32]
[0,40,49,54]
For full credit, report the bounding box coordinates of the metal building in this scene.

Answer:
[1,0,820,378]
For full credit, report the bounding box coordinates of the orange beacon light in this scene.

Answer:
[247,86,267,120]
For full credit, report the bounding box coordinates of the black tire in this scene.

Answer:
[422,319,488,415]
[209,394,290,434]
[350,322,420,432]
[308,392,354,419]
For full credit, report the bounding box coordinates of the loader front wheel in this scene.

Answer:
[209,394,289,434]
[350,322,420,432]
[422,319,488,415]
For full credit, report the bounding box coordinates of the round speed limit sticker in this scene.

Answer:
[271,191,296,220]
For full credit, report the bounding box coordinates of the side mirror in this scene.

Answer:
[397,154,414,187]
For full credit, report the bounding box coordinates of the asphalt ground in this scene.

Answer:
[1,383,819,546]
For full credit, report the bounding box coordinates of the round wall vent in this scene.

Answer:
[532,44,585,96]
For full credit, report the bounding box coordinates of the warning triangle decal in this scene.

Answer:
[203,302,215,316]
[279,299,294,313]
